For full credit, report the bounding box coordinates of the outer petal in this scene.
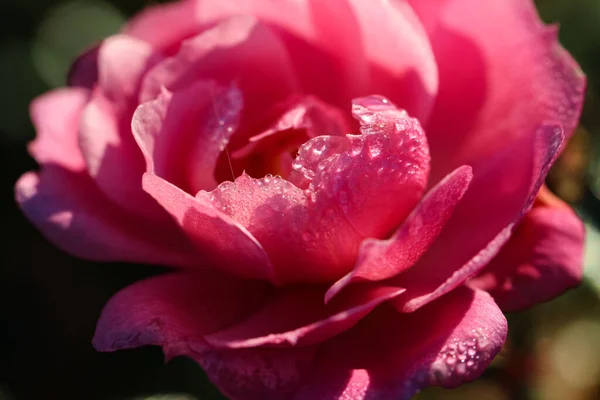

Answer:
[78,36,167,222]
[15,167,197,267]
[294,287,507,400]
[192,0,368,107]
[347,0,438,121]
[204,284,405,349]
[139,15,300,112]
[27,88,89,171]
[326,165,473,303]
[409,0,585,181]
[469,187,584,311]
[142,173,275,282]
[93,272,315,400]
[393,124,564,312]
[67,45,100,89]
[122,0,200,54]
[133,81,242,193]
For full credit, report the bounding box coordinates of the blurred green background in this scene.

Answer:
[1,0,600,399]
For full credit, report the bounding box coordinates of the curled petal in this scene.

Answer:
[133,81,242,193]
[93,271,313,400]
[196,173,362,284]
[204,284,405,349]
[294,287,507,400]
[291,95,430,239]
[393,123,564,313]
[142,173,275,282]
[16,167,197,267]
[469,187,584,311]
[28,88,90,171]
[326,165,472,303]
[123,0,201,54]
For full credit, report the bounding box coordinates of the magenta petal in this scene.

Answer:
[294,287,507,400]
[469,189,584,311]
[409,0,585,182]
[142,173,275,282]
[123,0,200,54]
[133,80,242,193]
[347,0,438,121]
[193,0,368,107]
[326,165,473,303]
[197,173,363,284]
[204,284,405,349]
[292,96,430,239]
[93,271,272,353]
[93,271,314,400]
[139,15,299,109]
[96,35,164,107]
[393,124,564,312]
[28,88,89,171]
[15,167,197,267]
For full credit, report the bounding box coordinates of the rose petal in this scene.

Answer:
[393,124,564,312]
[231,95,350,179]
[409,0,585,182]
[93,271,272,353]
[123,0,200,54]
[15,167,197,267]
[142,173,275,282]
[78,36,168,222]
[93,271,313,400]
[139,15,299,113]
[326,165,473,303]
[193,0,368,107]
[133,81,242,193]
[27,88,90,171]
[469,187,584,311]
[67,45,100,89]
[196,173,362,284]
[79,90,167,222]
[291,95,430,238]
[294,287,507,400]
[97,35,164,107]
[347,0,438,121]
[204,284,405,349]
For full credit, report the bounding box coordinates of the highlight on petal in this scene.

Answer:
[193,0,368,107]
[79,89,167,221]
[142,173,275,282]
[409,0,585,181]
[293,95,430,239]
[348,0,438,121]
[294,287,507,399]
[469,186,584,311]
[204,284,405,349]
[133,80,242,193]
[123,0,200,54]
[392,123,565,313]
[326,165,473,303]
[96,34,164,107]
[139,15,299,107]
[15,166,197,267]
[28,88,90,171]
[93,271,314,400]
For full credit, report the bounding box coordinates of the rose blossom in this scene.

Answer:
[16,0,585,398]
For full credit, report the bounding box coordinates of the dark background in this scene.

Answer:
[1,1,600,399]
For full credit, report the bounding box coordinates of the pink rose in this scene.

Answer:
[16,0,586,398]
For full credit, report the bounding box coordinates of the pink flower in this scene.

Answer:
[16,0,585,398]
